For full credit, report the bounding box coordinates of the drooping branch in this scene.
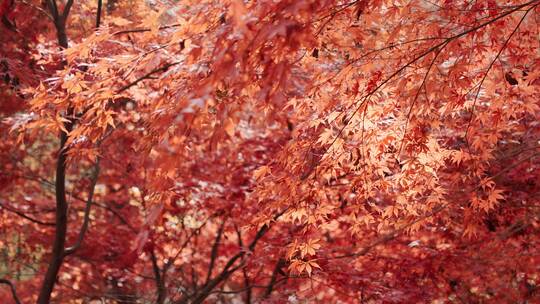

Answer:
[330,152,540,260]
[464,5,534,143]
[325,0,540,168]
[398,40,447,154]
[331,204,446,260]
[0,279,21,304]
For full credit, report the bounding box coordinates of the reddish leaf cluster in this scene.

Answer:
[1,0,539,303]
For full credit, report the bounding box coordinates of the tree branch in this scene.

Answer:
[262,258,285,299]
[398,40,447,155]
[62,0,74,20]
[162,214,215,274]
[117,61,180,93]
[331,205,446,259]
[64,159,100,257]
[325,0,540,172]
[182,209,287,304]
[204,219,226,286]
[235,226,252,303]
[464,5,534,143]
[112,23,183,36]
[46,0,59,19]
[37,3,73,302]
[36,110,73,304]
[151,249,167,304]
[20,0,53,20]
[0,279,21,304]
[95,0,102,28]
[0,201,55,226]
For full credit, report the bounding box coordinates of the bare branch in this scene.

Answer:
[62,0,74,20]
[46,0,59,19]
[36,109,74,304]
[0,279,21,304]
[0,201,55,226]
[64,159,101,257]
[235,226,252,303]
[204,219,227,285]
[262,258,286,299]
[163,214,215,273]
[151,250,167,304]
[96,0,102,28]
[181,209,288,304]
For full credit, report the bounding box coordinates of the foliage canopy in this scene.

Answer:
[1,0,540,303]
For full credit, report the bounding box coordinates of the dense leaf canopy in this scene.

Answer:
[1,0,540,303]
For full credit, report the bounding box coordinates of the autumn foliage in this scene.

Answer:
[1,0,540,303]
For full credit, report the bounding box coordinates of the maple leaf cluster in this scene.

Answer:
[1,0,540,303]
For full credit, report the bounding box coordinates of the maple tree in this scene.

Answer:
[1,0,540,303]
